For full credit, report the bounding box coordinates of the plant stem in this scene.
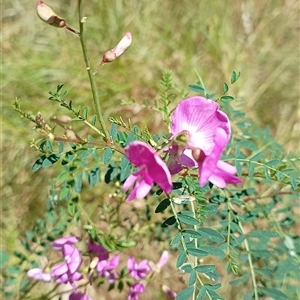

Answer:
[238,222,259,300]
[77,0,110,142]
[190,200,198,300]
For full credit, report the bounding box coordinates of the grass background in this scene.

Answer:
[2,0,299,299]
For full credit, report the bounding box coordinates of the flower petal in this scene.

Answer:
[208,160,242,188]
[63,244,82,274]
[199,128,228,186]
[52,236,79,250]
[51,262,68,277]
[124,141,172,201]
[171,97,231,155]
[27,268,51,282]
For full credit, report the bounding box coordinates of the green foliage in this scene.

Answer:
[9,67,300,300]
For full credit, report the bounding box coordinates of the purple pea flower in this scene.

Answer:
[171,97,231,154]
[123,141,172,201]
[51,244,83,285]
[97,255,119,284]
[27,268,51,282]
[69,291,91,300]
[170,96,241,188]
[127,282,145,300]
[127,256,150,280]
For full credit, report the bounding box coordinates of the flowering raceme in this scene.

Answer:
[170,96,241,188]
[123,141,172,201]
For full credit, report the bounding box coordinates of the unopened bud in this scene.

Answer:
[94,32,132,74]
[65,129,82,142]
[162,285,177,298]
[50,115,72,125]
[37,1,80,36]
[37,1,66,27]
[89,257,99,270]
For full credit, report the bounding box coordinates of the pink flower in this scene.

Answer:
[170,97,241,188]
[149,250,169,272]
[69,291,91,300]
[51,244,83,284]
[52,236,80,251]
[97,255,119,284]
[27,268,51,282]
[127,256,150,280]
[88,241,109,261]
[123,141,172,201]
[127,282,145,300]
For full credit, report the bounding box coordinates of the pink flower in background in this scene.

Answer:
[51,244,83,285]
[27,268,51,282]
[162,285,177,299]
[52,236,80,251]
[97,255,119,284]
[170,96,241,188]
[123,141,172,201]
[127,256,150,280]
[149,250,169,272]
[69,291,91,300]
[127,282,146,300]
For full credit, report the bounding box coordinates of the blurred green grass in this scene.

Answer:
[1,0,299,298]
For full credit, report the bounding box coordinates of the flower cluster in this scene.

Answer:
[123,96,241,201]
[126,251,171,300]
[27,236,88,299]
[27,237,172,299]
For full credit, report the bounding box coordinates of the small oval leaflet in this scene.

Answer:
[155,198,171,213]
[194,265,216,274]
[198,228,225,243]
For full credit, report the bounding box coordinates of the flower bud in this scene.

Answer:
[89,257,99,270]
[50,115,72,125]
[36,1,66,27]
[109,32,132,59]
[37,1,80,36]
[65,129,82,142]
[94,32,132,74]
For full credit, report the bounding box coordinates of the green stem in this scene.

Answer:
[190,200,198,300]
[239,225,259,300]
[77,0,110,142]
